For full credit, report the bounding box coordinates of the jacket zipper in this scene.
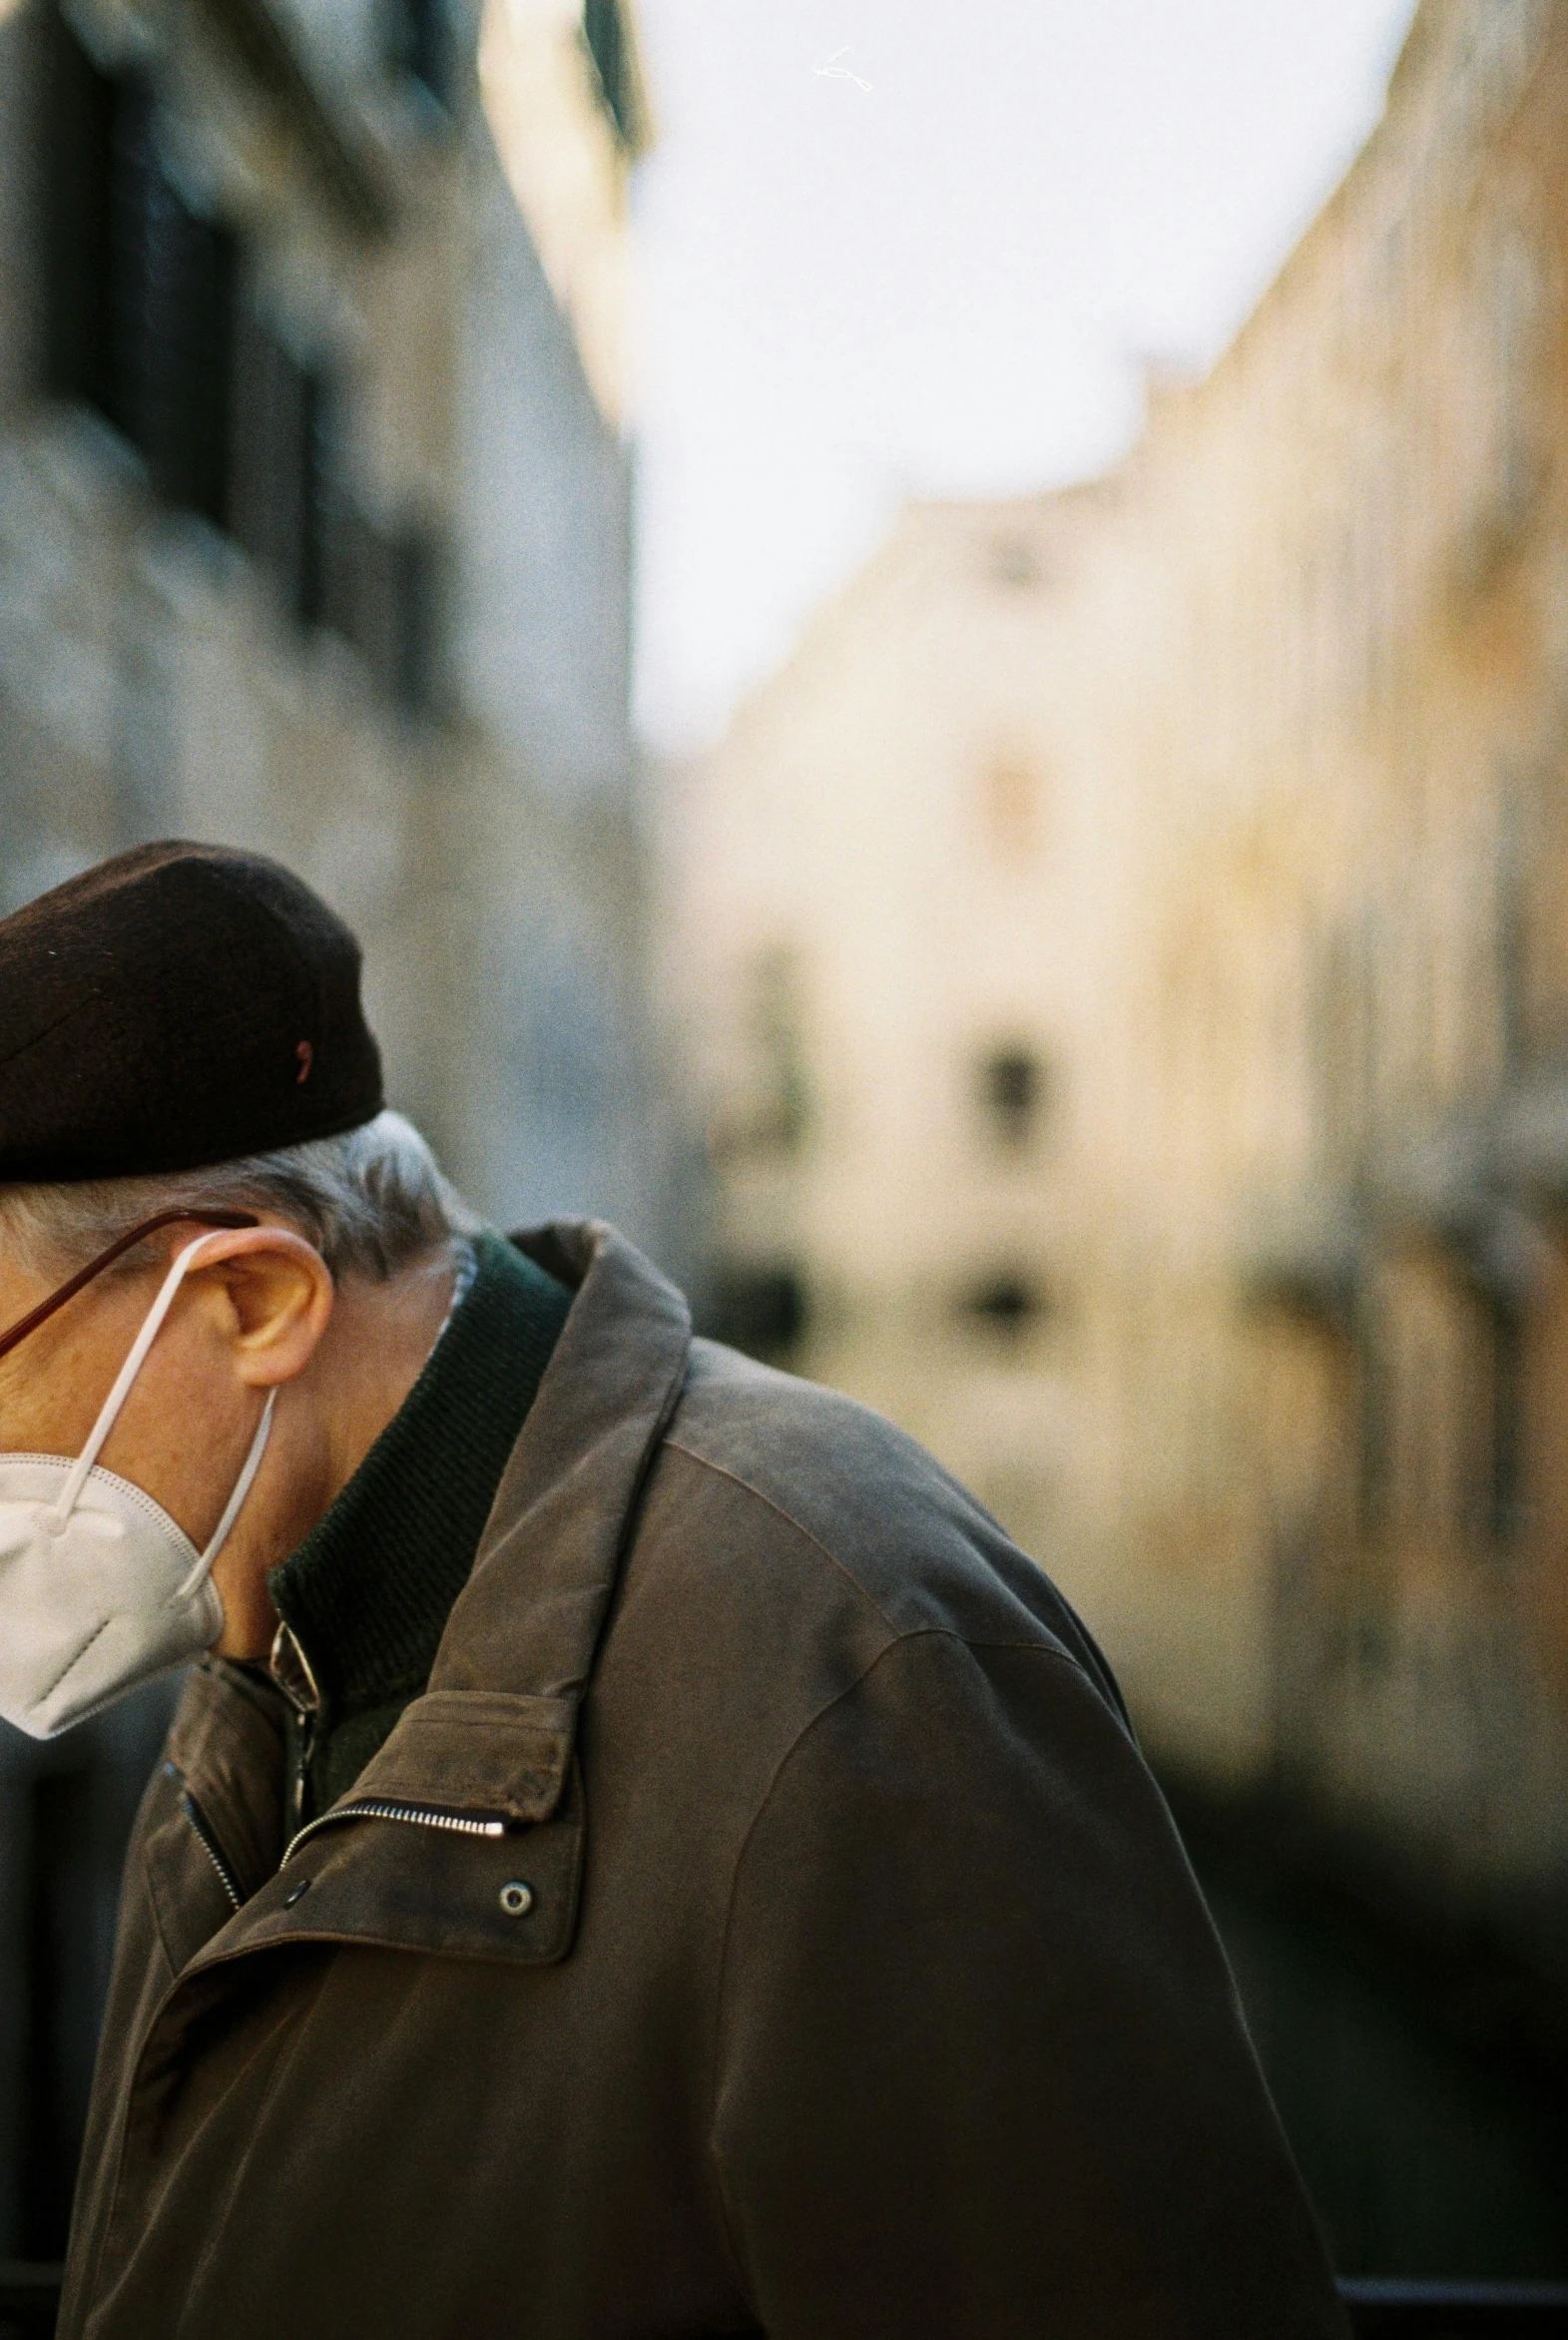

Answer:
[180,1788,244,1913]
[185,1771,503,1895]
[269,1621,322,1834]
[265,1627,509,1869]
[282,1800,507,1867]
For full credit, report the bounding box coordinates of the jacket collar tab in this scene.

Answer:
[347,1690,574,1824]
[354,1221,691,1814]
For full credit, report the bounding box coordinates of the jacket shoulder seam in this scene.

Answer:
[663,1435,904,1634]
[703,1626,1091,2295]
[703,1632,899,2299]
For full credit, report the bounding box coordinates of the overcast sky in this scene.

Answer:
[629,0,1422,755]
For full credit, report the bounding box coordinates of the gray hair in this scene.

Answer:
[0,1110,484,1283]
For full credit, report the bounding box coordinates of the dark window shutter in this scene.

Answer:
[104,76,159,449]
[705,1266,808,1365]
[230,315,333,628]
[351,512,397,689]
[230,309,306,591]
[385,0,452,109]
[39,11,116,411]
[294,368,330,627]
[39,20,237,530]
[392,527,439,713]
[328,512,441,715]
[108,80,238,523]
[583,0,634,145]
[321,479,372,653]
[409,0,451,105]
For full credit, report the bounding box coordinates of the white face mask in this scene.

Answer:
[0,1232,275,1740]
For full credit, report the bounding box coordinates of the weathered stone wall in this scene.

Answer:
[0,0,658,2253]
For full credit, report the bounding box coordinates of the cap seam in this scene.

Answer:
[0,989,100,1076]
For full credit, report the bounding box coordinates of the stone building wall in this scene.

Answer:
[0,0,656,2256]
[0,0,656,1236]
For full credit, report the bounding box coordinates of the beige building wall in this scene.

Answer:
[664,0,1568,1905]
[662,483,1137,1700]
[479,0,650,425]
[1088,0,1568,1884]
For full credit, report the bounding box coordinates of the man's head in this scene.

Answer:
[0,838,385,1182]
[0,844,479,1704]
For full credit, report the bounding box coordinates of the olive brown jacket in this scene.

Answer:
[59,1223,1346,2339]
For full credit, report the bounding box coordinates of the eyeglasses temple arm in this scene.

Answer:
[0,1208,259,1364]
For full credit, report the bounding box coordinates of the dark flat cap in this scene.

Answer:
[0,841,384,1182]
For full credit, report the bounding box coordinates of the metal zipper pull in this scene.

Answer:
[283,1798,507,1867]
[269,1620,322,1833]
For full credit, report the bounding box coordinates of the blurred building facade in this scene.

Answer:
[0,0,653,2258]
[660,482,1124,1679]
[665,0,1568,1946]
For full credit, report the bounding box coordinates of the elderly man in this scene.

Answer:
[0,841,1345,2338]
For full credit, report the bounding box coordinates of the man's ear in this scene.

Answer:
[187,1227,334,1388]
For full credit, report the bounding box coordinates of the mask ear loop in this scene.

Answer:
[174,1388,275,1601]
[50,1232,246,1526]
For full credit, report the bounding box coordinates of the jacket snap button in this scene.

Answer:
[499,1881,533,1918]
[284,1880,311,1908]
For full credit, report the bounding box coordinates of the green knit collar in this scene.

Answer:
[268,1229,573,1729]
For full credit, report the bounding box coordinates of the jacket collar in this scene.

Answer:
[324,1218,693,1826]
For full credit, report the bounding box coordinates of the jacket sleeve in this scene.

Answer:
[709,1627,1347,2339]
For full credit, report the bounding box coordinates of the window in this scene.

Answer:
[960,1270,1050,1338]
[42,32,237,528]
[384,0,453,111]
[705,1265,808,1367]
[583,0,639,147]
[37,7,441,715]
[229,316,330,626]
[987,535,1040,588]
[978,1046,1047,1148]
[40,17,116,419]
[111,86,238,526]
[389,526,443,715]
[327,511,444,716]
